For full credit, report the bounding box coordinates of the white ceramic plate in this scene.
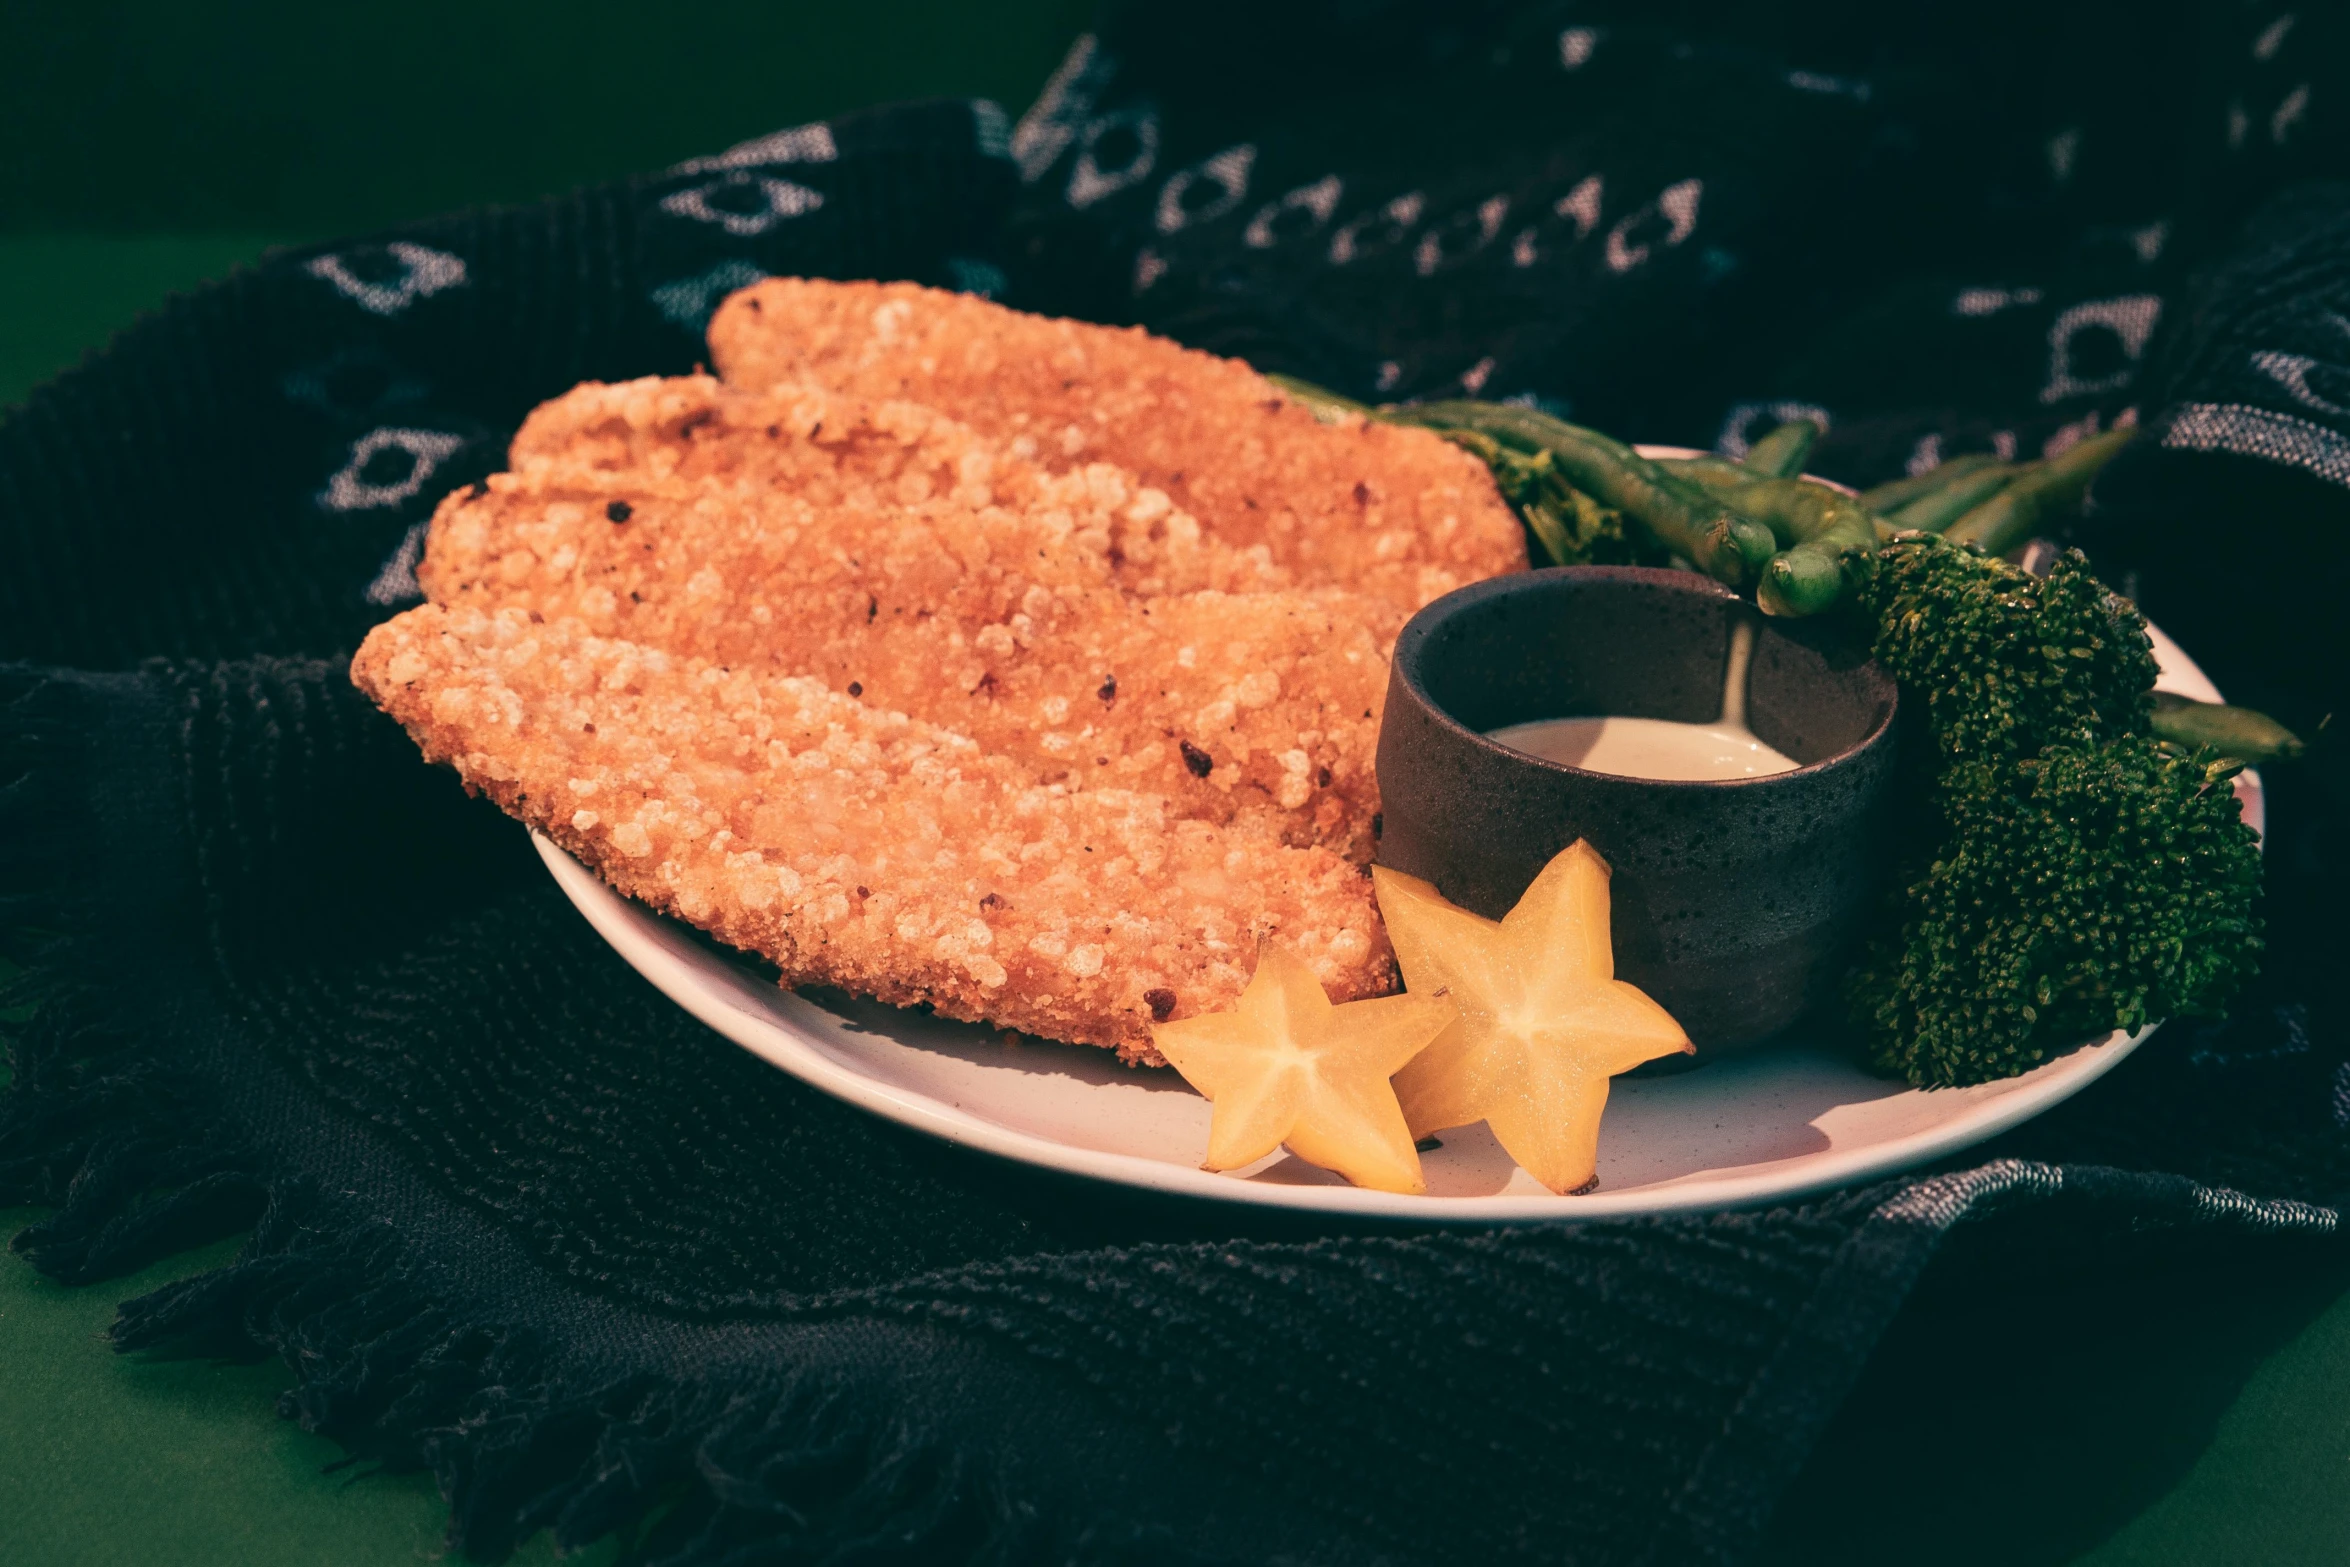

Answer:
[537,605,2257,1223]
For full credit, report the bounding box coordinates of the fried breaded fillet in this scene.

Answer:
[420,376,1389,854]
[353,604,1396,1059]
[488,375,1292,600]
[706,278,1527,615]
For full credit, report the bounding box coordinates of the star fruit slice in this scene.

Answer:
[1374,840,1692,1194]
[1152,945,1457,1194]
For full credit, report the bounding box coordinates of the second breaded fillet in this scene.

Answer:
[353,604,1396,1060]
[706,277,1528,616]
[420,376,1390,855]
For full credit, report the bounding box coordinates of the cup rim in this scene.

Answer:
[1389,564,1899,791]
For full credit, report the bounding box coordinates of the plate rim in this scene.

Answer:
[535,564,2251,1221]
[537,835,2154,1222]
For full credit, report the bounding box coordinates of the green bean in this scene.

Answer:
[1858,452,2002,514]
[1944,427,2135,555]
[1389,402,1776,587]
[1656,454,1755,488]
[1757,542,1847,618]
[2149,693,2306,766]
[1886,463,2015,533]
[1695,475,1880,616]
[1743,418,1820,479]
[1265,373,1373,424]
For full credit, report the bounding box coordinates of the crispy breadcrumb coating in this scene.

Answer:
[353,604,1396,1060]
[420,375,1388,854]
[706,278,1527,614]
[486,375,1291,599]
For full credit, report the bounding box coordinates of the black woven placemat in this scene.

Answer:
[8,6,2350,1561]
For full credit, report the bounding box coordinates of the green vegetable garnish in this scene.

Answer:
[2149,692,2306,767]
[1943,427,2134,556]
[1848,738,2263,1087]
[1741,417,1821,479]
[1847,534,2262,1086]
[1859,452,2003,515]
[1885,463,2015,533]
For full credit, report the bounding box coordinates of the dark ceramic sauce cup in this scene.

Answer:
[1375,566,1899,1053]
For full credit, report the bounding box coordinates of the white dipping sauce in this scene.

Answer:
[1487,715,1798,780]
[1485,619,1802,782]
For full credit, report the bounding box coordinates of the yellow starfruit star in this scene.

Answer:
[1374,840,1692,1195]
[1152,944,1457,1194]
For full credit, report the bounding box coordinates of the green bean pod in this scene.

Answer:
[1944,427,2135,555]
[1390,402,1775,587]
[1757,542,1847,617]
[1886,463,2015,533]
[1743,418,1820,479]
[2149,692,2306,766]
[1707,475,1880,616]
[1656,454,1755,488]
[1858,452,2002,514]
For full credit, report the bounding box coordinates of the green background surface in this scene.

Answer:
[6,4,2350,1562]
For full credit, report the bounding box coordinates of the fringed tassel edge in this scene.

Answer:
[1,663,1107,1566]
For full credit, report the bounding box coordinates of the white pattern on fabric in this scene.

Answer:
[659,174,825,236]
[2040,294,2161,403]
[2272,83,2312,143]
[2163,401,2350,488]
[1459,356,1496,394]
[1715,400,1830,458]
[2254,13,2297,60]
[1155,144,1257,234]
[2252,349,2350,418]
[671,121,838,176]
[2042,411,2103,458]
[1012,34,1109,184]
[650,261,771,330]
[1512,174,1603,268]
[1906,433,1944,476]
[1132,248,1169,294]
[2046,128,2081,183]
[1953,286,2041,316]
[305,242,468,317]
[1786,70,1871,102]
[1415,194,1510,276]
[319,428,464,513]
[1066,109,1160,209]
[2132,221,2170,263]
[1558,27,1598,69]
[970,100,1013,160]
[1604,179,1700,273]
[1329,192,1425,264]
[365,521,430,606]
[1872,1159,2063,1228]
[1244,175,1342,248]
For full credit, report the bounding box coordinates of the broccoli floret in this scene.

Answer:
[1848,739,2263,1087]
[1864,533,2159,765]
[1845,533,2261,1087]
